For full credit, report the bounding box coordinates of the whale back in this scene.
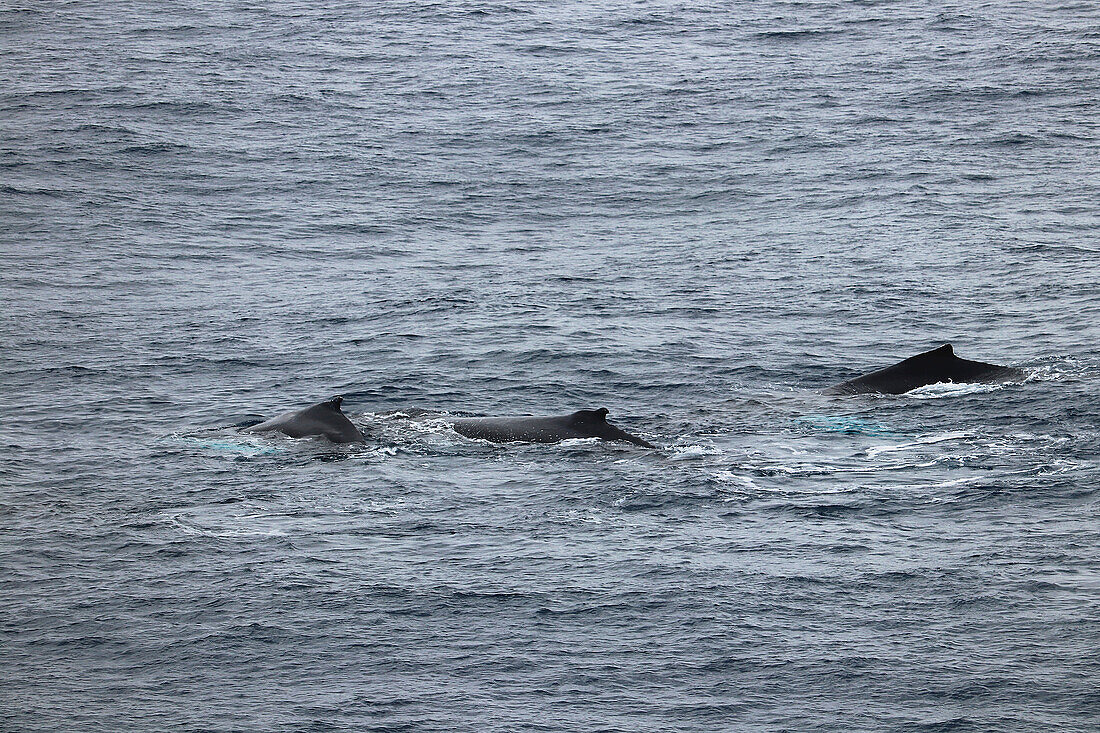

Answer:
[453,407,653,447]
[826,344,1024,395]
[245,396,365,443]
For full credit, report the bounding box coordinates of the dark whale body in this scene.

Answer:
[244,396,365,443]
[452,408,654,448]
[825,344,1025,395]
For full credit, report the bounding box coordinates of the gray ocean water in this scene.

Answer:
[2,1,1099,731]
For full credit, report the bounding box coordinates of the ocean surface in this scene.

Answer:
[2,1,1099,730]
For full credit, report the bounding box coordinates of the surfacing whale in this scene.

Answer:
[244,396,365,443]
[452,408,655,448]
[825,344,1025,395]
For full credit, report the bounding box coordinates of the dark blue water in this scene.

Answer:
[3,2,1099,731]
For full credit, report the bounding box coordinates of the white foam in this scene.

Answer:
[1037,459,1091,476]
[904,381,1008,399]
[865,431,970,458]
[712,471,757,488]
[558,437,601,446]
[162,509,289,539]
[669,444,723,460]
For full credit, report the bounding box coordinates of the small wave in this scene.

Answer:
[894,475,987,492]
[105,99,232,115]
[118,141,193,155]
[714,468,858,496]
[986,132,1043,147]
[711,471,757,490]
[864,432,971,458]
[162,508,289,539]
[0,184,67,198]
[548,507,605,525]
[1036,459,1091,476]
[617,14,674,28]
[1007,242,1100,254]
[754,29,843,41]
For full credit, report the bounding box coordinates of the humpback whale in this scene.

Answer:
[452,408,655,448]
[825,344,1025,395]
[244,396,365,443]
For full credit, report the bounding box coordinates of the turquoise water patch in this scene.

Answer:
[172,436,286,457]
[794,415,895,436]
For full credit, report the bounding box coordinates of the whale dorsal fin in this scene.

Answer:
[570,407,610,424]
[322,396,343,410]
[905,344,953,365]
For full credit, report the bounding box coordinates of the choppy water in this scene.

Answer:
[2,1,1099,731]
